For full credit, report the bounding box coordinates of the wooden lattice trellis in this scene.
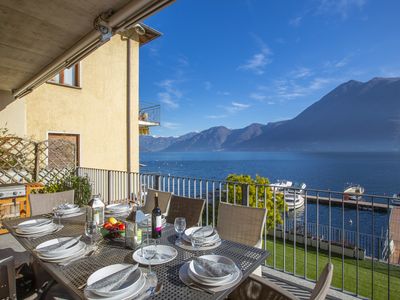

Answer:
[0,136,76,184]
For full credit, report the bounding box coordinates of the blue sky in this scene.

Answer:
[140,0,400,137]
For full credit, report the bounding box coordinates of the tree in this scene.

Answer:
[225,174,286,230]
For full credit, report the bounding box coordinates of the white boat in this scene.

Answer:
[283,192,305,210]
[344,184,364,200]
[271,180,293,192]
[392,193,400,205]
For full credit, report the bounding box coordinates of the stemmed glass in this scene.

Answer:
[142,238,157,278]
[85,221,98,246]
[174,217,186,245]
[191,230,205,253]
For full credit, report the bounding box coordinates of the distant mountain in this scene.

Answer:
[141,77,400,152]
[140,132,196,152]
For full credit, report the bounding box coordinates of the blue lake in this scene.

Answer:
[140,151,400,257]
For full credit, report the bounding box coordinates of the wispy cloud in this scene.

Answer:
[206,114,227,119]
[238,36,272,75]
[204,81,212,91]
[289,16,303,27]
[249,92,266,101]
[324,56,351,69]
[316,0,366,19]
[290,67,313,78]
[217,91,231,96]
[225,101,251,113]
[162,122,181,129]
[157,79,183,109]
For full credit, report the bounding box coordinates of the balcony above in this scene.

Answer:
[139,102,160,135]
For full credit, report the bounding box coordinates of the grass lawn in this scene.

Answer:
[264,238,400,299]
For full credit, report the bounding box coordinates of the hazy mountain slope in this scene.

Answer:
[140,132,197,152]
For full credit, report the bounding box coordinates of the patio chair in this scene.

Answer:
[228,263,334,300]
[29,190,74,216]
[216,202,266,248]
[166,195,205,227]
[0,256,16,299]
[142,188,171,214]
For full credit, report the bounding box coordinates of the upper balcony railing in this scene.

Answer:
[76,166,400,300]
[139,102,160,128]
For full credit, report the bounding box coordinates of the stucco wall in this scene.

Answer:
[22,35,140,172]
[0,90,26,136]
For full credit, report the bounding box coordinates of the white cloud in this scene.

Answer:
[205,114,227,119]
[217,91,231,96]
[289,16,303,27]
[204,81,212,91]
[317,0,366,18]
[238,37,272,75]
[157,79,183,109]
[162,122,181,129]
[225,101,251,114]
[249,92,266,101]
[290,67,312,78]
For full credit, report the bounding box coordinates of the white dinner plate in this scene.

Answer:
[86,264,141,297]
[132,245,177,265]
[57,207,80,215]
[183,227,218,243]
[84,271,146,300]
[37,242,86,261]
[189,255,237,282]
[188,264,240,287]
[17,218,52,228]
[16,222,57,235]
[36,237,83,257]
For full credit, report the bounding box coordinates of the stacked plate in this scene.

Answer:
[186,255,241,287]
[84,264,147,300]
[105,204,131,217]
[35,236,88,264]
[183,226,221,246]
[132,245,178,265]
[15,219,62,238]
[54,203,83,218]
[138,214,167,228]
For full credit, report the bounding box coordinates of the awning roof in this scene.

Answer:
[0,0,174,98]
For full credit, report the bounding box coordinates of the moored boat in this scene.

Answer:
[344,184,364,200]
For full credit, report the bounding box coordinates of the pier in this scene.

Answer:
[306,195,392,211]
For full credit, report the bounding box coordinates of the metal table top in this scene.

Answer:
[4,216,268,300]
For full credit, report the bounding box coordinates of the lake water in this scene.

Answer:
[140,151,400,257]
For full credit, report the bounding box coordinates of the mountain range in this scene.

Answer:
[140,77,400,152]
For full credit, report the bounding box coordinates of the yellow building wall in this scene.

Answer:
[0,90,26,137]
[23,35,140,172]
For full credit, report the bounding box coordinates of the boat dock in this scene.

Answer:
[389,206,400,264]
[306,195,392,211]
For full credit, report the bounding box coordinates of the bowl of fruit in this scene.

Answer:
[101,217,126,239]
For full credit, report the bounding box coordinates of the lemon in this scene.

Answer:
[108,217,118,225]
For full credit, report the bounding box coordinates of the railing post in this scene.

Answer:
[107,170,111,204]
[33,142,40,182]
[154,174,160,190]
[241,184,248,206]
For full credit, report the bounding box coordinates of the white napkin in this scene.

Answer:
[193,257,236,278]
[86,265,138,293]
[37,236,81,254]
[192,226,214,238]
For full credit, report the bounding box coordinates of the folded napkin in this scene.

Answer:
[17,219,52,229]
[86,265,138,293]
[58,203,76,209]
[192,226,214,238]
[193,257,236,278]
[37,236,81,254]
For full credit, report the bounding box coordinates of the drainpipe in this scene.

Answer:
[127,39,132,199]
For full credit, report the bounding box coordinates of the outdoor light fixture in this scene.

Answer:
[133,24,146,36]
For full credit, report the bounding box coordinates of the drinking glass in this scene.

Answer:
[174,217,186,245]
[142,238,157,277]
[52,207,64,225]
[85,221,98,245]
[191,230,205,251]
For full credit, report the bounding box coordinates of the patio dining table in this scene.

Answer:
[4,214,268,300]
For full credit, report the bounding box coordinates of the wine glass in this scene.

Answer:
[174,217,186,245]
[142,238,157,277]
[85,221,98,245]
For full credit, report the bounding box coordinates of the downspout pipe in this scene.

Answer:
[13,0,174,98]
[127,39,132,199]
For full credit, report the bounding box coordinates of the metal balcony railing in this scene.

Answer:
[139,102,160,127]
[76,167,400,300]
